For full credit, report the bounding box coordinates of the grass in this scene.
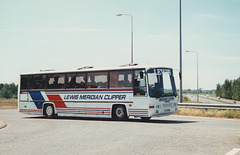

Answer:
[0,98,18,109]
[177,108,240,119]
[182,95,202,103]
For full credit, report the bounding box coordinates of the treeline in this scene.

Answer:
[182,89,215,95]
[216,77,240,101]
[0,83,18,99]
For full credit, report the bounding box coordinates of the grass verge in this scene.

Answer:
[182,95,202,103]
[177,108,240,119]
[0,99,18,109]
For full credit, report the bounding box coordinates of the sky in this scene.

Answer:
[0,0,240,90]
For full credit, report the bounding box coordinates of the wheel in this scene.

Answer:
[112,105,128,120]
[44,104,55,118]
[141,117,151,121]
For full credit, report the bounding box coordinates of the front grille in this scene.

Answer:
[163,103,172,108]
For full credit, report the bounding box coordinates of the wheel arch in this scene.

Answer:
[42,102,57,115]
[111,104,129,118]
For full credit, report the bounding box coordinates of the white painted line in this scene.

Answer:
[225,148,240,155]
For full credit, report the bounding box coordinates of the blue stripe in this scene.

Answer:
[29,91,44,109]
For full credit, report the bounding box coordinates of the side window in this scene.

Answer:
[66,73,86,88]
[47,74,65,89]
[29,75,46,89]
[110,71,132,88]
[134,70,147,96]
[20,76,28,90]
[87,72,108,88]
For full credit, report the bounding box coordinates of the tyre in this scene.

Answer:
[141,117,151,121]
[44,104,55,118]
[112,105,128,120]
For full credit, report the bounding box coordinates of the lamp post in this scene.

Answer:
[116,14,134,64]
[186,50,199,102]
[179,0,183,103]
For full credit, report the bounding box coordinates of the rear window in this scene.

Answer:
[20,76,28,89]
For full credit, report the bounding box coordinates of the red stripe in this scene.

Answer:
[58,110,110,114]
[20,109,42,112]
[83,107,111,110]
[46,95,67,108]
[129,112,148,114]
[129,109,148,111]
[45,89,133,93]
[66,107,111,110]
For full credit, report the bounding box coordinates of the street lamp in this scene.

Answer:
[179,0,183,103]
[186,50,199,102]
[116,14,134,64]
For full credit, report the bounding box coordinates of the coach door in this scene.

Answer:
[133,70,148,108]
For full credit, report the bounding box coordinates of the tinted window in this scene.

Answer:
[47,74,65,89]
[20,76,28,90]
[87,72,108,88]
[29,75,46,89]
[110,71,132,88]
[66,73,86,88]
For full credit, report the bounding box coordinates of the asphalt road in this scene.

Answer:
[1,109,240,155]
[185,94,240,105]
[185,94,226,104]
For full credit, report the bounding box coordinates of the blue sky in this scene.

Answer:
[0,0,239,89]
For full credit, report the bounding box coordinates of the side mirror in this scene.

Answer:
[140,72,144,79]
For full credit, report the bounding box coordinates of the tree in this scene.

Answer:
[216,83,222,97]
[232,77,240,101]
[0,83,3,89]
[0,83,18,99]
[222,79,232,99]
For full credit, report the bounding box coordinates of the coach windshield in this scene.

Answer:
[147,68,177,98]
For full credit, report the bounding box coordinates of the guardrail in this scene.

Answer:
[178,103,240,111]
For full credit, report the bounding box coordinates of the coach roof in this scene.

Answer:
[20,65,172,76]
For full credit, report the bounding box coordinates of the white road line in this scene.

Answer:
[225,148,240,155]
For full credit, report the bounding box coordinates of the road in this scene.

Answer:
[185,94,240,104]
[0,109,240,155]
[205,95,240,104]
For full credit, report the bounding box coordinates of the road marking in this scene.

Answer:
[226,148,240,155]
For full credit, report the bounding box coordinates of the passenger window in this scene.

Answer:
[110,71,132,88]
[87,72,108,88]
[29,75,46,89]
[134,70,147,96]
[66,73,86,88]
[47,74,65,89]
[20,76,28,90]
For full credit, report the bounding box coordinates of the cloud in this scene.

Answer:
[202,54,240,61]
[195,13,222,19]
[147,35,176,39]
[218,33,236,37]
[0,28,103,32]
